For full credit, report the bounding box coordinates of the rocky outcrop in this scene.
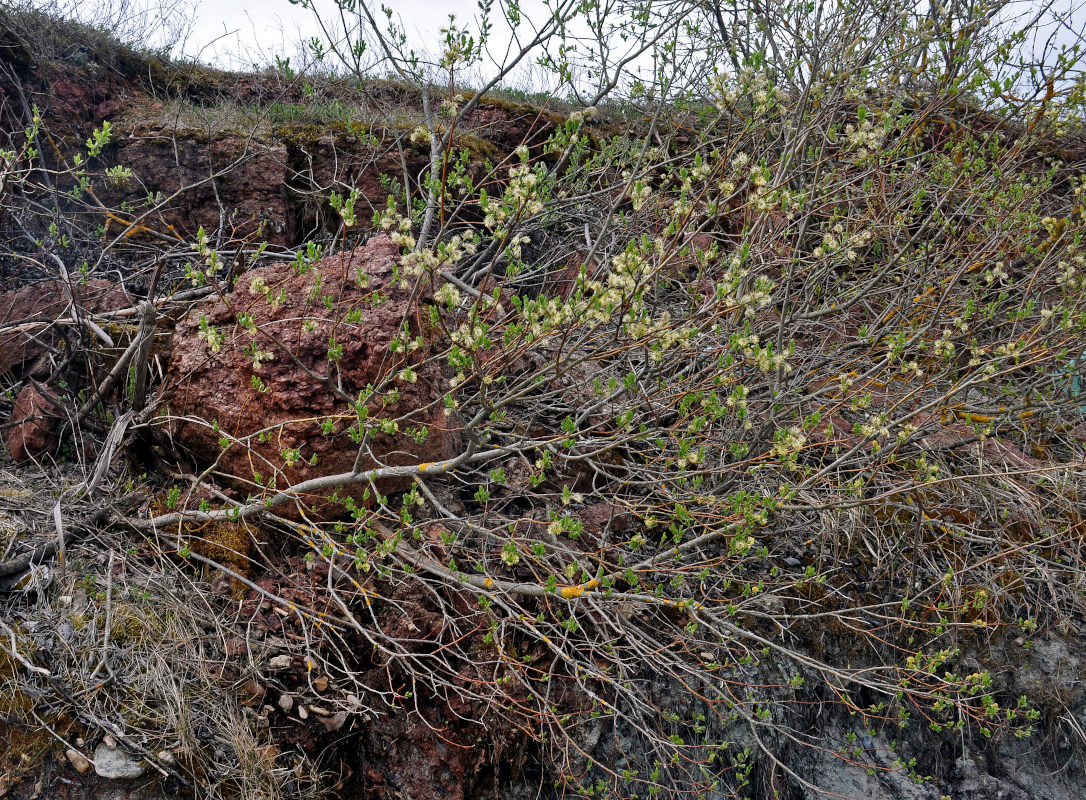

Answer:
[1,17,565,255]
[163,234,459,518]
[110,133,291,247]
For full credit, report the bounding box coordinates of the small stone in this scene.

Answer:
[157,751,175,765]
[93,743,147,780]
[278,694,294,713]
[257,745,278,768]
[313,675,329,692]
[297,705,309,720]
[5,383,61,461]
[241,680,266,705]
[319,711,348,733]
[268,654,292,670]
[65,748,91,774]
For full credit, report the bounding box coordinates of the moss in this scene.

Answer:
[0,648,75,786]
[0,648,19,684]
[188,520,253,574]
[273,120,354,148]
[474,94,568,128]
[453,132,502,163]
[102,321,140,342]
[108,603,157,645]
[0,714,66,784]
[151,492,254,594]
[115,120,266,145]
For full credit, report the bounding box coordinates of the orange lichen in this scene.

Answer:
[559,578,599,599]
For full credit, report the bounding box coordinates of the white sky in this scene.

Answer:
[180,0,541,74]
[188,0,441,65]
[33,0,1086,92]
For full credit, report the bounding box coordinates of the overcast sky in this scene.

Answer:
[177,0,546,74]
[184,0,458,66]
[38,0,1086,92]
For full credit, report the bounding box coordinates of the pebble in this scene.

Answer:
[93,743,147,780]
[278,694,294,713]
[65,748,91,774]
[320,711,348,733]
[268,654,292,670]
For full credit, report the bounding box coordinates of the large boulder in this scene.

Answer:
[163,234,459,518]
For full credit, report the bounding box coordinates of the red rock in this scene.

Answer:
[95,99,122,120]
[0,279,128,374]
[544,252,592,300]
[163,234,460,519]
[6,383,61,461]
[51,78,93,119]
[577,501,630,535]
[690,232,714,251]
[272,125,430,238]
